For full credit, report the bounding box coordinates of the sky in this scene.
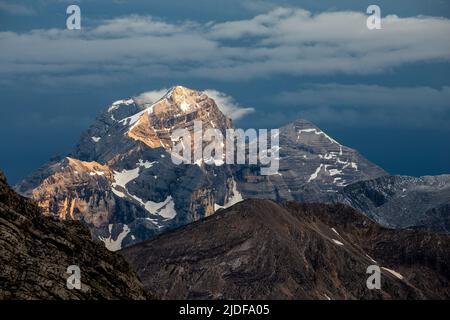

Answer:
[0,0,449,184]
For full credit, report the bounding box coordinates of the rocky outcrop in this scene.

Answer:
[121,199,450,300]
[0,170,148,300]
[335,175,450,233]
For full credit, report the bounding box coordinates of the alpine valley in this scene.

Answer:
[15,86,450,252]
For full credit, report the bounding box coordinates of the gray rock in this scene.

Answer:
[335,175,450,233]
[235,118,387,202]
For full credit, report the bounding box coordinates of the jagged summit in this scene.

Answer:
[72,86,232,163]
[106,86,207,122]
[281,118,341,146]
[122,86,232,152]
[164,85,200,100]
[235,117,387,203]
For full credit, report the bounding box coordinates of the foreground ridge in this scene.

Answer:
[0,170,148,299]
[121,199,450,300]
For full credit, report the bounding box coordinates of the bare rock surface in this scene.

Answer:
[121,199,450,300]
[0,170,148,300]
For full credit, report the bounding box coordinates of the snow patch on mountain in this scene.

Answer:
[308,164,324,183]
[108,98,134,112]
[112,168,140,190]
[112,188,126,198]
[120,107,151,127]
[110,161,177,220]
[215,179,244,211]
[298,128,339,145]
[180,101,192,112]
[89,171,105,176]
[137,159,157,169]
[382,267,404,280]
[327,167,342,176]
[132,194,177,219]
[366,254,377,263]
[99,224,130,251]
[331,228,340,236]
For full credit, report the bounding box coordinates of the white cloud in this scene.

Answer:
[0,8,450,84]
[203,89,255,120]
[91,15,193,37]
[133,88,169,105]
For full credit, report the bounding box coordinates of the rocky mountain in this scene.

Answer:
[15,86,240,250]
[121,199,450,300]
[15,85,387,251]
[235,119,387,202]
[0,170,148,299]
[335,175,450,233]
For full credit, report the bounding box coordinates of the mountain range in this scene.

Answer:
[14,85,450,251]
[336,175,450,233]
[2,169,449,299]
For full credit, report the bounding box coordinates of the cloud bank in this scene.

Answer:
[1,7,450,85]
[203,89,255,120]
[134,88,170,105]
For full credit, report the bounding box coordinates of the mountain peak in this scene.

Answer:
[167,85,198,97]
[149,85,203,115]
[280,118,341,147]
[17,87,387,254]
[123,85,231,151]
